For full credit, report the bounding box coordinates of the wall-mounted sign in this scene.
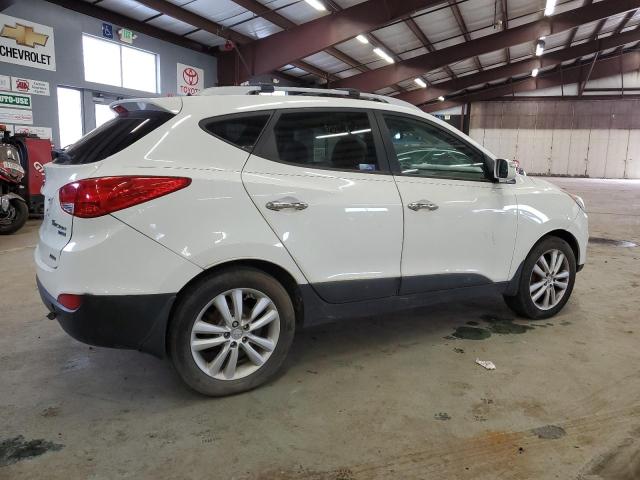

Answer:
[0,14,56,71]
[177,63,204,96]
[117,28,135,44]
[13,124,52,139]
[0,108,33,125]
[0,74,9,91]
[11,76,49,96]
[102,22,113,40]
[0,92,31,109]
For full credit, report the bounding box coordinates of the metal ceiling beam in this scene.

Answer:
[332,0,640,91]
[238,0,449,78]
[43,0,211,53]
[405,16,457,80]
[500,0,510,63]
[564,0,593,50]
[422,51,640,112]
[447,0,482,71]
[396,26,640,106]
[231,0,369,74]
[134,0,334,82]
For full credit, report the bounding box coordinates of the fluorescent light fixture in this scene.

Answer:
[350,128,372,134]
[304,0,326,11]
[414,78,427,88]
[438,96,445,101]
[535,40,545,57]
[544,0,556,16]
[356,34,369,44]
[532,68,539,77]
[373,47,394,64]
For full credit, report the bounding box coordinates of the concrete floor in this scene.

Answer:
[1,177,639,480]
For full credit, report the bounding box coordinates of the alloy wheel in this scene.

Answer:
[529,249,570,310]
[190,288,280,380]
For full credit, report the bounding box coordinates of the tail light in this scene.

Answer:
[59,176,191,218]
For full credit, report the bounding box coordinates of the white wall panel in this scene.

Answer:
[604,130,630,178]
[586,129,610,178]
[625,130,640,178]
[550,130,572,174]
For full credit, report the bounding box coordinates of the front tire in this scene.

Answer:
[0,198,28,235]
[168,268,295,396]
[504,236,576,320]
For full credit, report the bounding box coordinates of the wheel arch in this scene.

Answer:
[165,259,305,356]
[506,228,580,296]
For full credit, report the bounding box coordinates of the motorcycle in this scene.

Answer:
[0,131,28,235]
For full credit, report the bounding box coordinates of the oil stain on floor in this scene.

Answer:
[451,315,535,340]
[0,436,64,467]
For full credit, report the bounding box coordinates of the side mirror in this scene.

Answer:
[494,158,516,183]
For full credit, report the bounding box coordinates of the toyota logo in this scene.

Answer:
[182,67,199,86]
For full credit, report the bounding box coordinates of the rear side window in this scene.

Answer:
[54,110,174,165]
[264,110,380,172]
[201,112,271,151]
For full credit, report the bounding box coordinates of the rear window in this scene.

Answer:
[54,110,174,165]
[200,112,271,152]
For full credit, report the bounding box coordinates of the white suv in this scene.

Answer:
[36,86,588,396]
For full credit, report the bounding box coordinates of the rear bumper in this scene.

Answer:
[37,277,175,358]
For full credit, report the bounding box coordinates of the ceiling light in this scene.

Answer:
[373,47,394,64]
[544,0,557,16]
[535,40,545,57]
[304,0,326,11]
[532,68,539,77]
[414,78,427,88]
[438,96,445,101]
[356,34,369,44]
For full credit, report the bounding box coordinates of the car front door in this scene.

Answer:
[377,112,518,295]
[242,108,403,303]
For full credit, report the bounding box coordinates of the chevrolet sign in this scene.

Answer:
[0,14,56,71]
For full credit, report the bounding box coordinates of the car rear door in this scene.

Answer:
[242,108,403,303]
[376,111,518,295]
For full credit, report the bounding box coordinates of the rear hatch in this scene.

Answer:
[38,97,181,268]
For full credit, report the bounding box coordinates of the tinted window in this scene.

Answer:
[202,113,271,151]
[54,111,174,165]
[269,111,379,172]
[383,114,488,181]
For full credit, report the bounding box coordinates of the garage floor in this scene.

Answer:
[1,177,639,480]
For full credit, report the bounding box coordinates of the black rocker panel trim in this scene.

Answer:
[310,273,494,303]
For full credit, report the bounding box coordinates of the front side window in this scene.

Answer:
[269,111,380,172]
[383,114,487,181]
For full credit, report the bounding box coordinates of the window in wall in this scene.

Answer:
[94,103,117,129]
[383,114,487,181]
[268,111,379,172]
[82,34,158,93]
[57,87,84,148]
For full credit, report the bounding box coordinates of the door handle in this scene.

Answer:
[266,199,308,211]
[407,200,439,211]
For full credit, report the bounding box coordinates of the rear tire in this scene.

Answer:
[503,236,576,320]
[168,267,295,396]
[0,199,28,235]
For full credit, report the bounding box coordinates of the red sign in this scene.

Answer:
[183,67,198,86]
[14,79,29,92]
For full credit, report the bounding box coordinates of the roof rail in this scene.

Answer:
[198,85,419,111]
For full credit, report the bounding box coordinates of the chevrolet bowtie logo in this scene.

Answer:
[0,23,48,48]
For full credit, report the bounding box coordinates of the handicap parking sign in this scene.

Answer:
[102,23,113,39]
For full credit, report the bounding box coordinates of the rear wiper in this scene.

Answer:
[52,148,72,164]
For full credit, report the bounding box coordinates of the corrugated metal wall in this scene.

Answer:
[469,99,640,179]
